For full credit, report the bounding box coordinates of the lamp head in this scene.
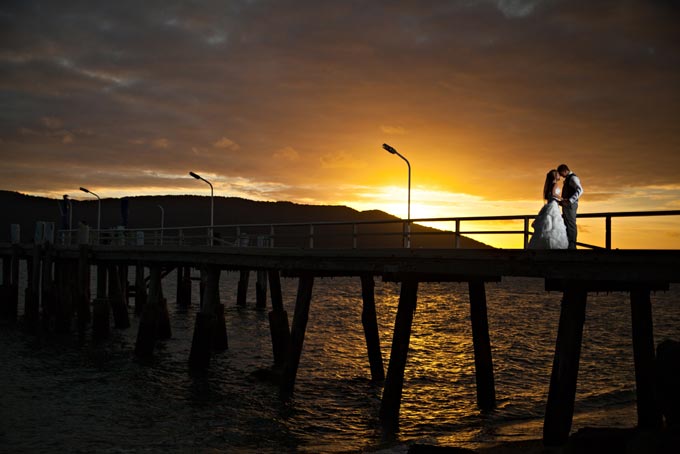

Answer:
[79,187,90,193]
[382,143,397,154]
[189,171,201,179]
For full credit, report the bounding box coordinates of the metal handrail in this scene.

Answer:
[55,209,680,250]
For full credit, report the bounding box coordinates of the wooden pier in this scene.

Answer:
[1,241,679,445]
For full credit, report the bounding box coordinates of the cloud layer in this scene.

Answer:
[1,0,679,215]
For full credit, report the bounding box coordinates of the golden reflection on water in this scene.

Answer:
[4,270,679,453]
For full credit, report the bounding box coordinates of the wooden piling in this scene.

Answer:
[109,265,130,329]
[256,270,268,309]
[6,245,20,320]
[379,278,419,434]
[468,280,496,410]
[268,270,290,367]
[630,288,662,429]
[2,256,10,285]
[0,256,14,319]
[96,264,107,299]
[199,268,206,308]
[76,245,91,334]
[213,302,228,351]
[157,279,172,340]
[175,266,192,307]
[183,266,192,306]
[1,256,10,318]
[237,269,249,307]
[54,260,74,334]
[189,266,221,370]
[543,285,588,446]
[135,266,161,357]
[360,274,385,382]
[120,264,129,307]
[134,262,146,315]
[40,244,55,331]
[25,245,41,333]
[281,274,314,396]
[92,296,111,342]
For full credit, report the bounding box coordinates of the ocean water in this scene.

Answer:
[1,269,678,453]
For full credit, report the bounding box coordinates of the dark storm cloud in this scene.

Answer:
[1,0,679,200]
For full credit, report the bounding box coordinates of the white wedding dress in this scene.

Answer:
[527,197,569,250]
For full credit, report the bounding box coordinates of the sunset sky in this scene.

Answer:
[2,1,679,247]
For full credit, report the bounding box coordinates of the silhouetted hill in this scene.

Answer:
[0,190,491,249]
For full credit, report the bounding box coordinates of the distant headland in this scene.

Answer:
[0,190,491,248]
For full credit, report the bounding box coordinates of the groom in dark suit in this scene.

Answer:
[557,164,583,249]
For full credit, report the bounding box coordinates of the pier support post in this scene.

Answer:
[92,296,111,342]
[96,264,107,300]
[189,266,222,370]
[176,266,184,306]
[361,274,385,382]
[7,245,21,320]
[92,260,111,340]
[237,269,249,307]
[205,268,227,351]
[135,266,162,357]
[380,278,419,434]
[256,270,268,309]
[25,245,42,334]
[0,254,18,320]
[630,288,662,429]
[120,264,129,307]
[469,280,496,410]
[76,245,91,335]
[543,285,588,446]
[213,302,228,351]
[268,270,290,367]
[281,274,314,396]
[157,278,172,340]
[176,266,191,308]
[54,260,75,334]
[1,256,10,319]
[183,266,192,306]
[109,265,130,329]
[40,244,56,332]
[134,262,146,315]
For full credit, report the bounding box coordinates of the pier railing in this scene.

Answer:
[54,209,680,250]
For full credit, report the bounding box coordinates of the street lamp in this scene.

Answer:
[383,143,411,248]
[79,186,101,235]
[189,171,214,246]
[158,205,164,245]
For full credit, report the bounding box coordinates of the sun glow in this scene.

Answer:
[23,177,680,250]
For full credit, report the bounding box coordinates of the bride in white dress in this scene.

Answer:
[527,169,569,249]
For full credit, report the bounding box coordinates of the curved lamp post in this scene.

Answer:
[79,187,101,239]
[189,171,214,246]
[382,143,411,248]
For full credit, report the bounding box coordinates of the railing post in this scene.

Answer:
[270,225,275,248]
[605,216,612,250]
[405,221,411,249]
[524,217,530,249]
[455,219,461,249]
[352,224,358,249]
[309,225,314,249]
